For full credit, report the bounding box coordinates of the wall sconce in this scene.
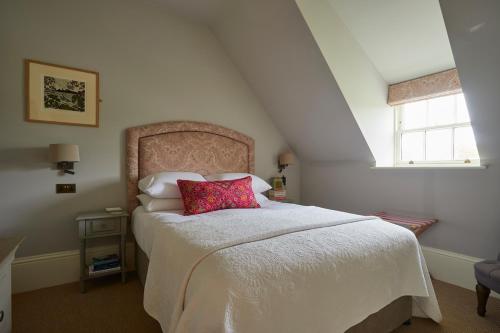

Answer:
[278,151,295,186]
[50,144,80,175]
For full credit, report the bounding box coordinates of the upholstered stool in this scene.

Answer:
[474,255,500,317]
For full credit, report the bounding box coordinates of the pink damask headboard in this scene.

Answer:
[126,121,255,213]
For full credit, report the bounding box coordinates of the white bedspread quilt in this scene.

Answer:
[143,204,442,333]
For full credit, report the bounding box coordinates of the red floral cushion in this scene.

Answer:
[177,176,260,215]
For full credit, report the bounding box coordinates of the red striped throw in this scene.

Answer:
[373,212,438,237]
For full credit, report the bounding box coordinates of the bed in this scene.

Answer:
[126,121,441,333]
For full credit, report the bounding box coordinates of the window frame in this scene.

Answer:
[394,94,480,167]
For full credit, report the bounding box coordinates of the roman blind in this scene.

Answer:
[387,68,462,106]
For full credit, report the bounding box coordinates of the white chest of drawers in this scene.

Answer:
[0,237,22,333]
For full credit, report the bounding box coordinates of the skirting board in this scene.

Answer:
[11,243,498,299]
[421,246,499,299]
[11,242,135,294]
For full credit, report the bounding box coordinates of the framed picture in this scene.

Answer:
[25,59,99,127]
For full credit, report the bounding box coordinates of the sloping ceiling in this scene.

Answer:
[155,0,224,24]
[440,0,500,164]
[330,0,455,84]
[161,0,374,163]
[295,0,394,166]
[160,0,493,166]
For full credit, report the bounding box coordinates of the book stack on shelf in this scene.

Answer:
[89,254,121,276]
[268,189,287,201]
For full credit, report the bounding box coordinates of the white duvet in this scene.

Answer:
[139,203,442,333]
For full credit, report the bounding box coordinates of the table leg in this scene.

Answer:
[80,238,86,293]
[121,234,126,283]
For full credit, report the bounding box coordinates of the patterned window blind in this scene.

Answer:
[387,68,462,106]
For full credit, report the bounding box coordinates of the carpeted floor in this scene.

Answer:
[12,275,500,332]
[394,280,500,333]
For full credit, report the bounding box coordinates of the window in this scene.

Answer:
[395,93,480,166]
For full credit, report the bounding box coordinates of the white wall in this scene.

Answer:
[329,0,455,84]
[0,0,299,257]
[295,0,394,166]
[299,0,500,260]
[440,0,500,165]
[302,162,500,259]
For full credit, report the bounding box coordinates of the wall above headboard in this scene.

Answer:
[0,0,299,257]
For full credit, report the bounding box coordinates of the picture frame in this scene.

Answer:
[25,59,99,127]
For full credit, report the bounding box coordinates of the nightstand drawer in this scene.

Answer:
[85,218,121,237]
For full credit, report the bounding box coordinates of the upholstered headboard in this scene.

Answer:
[126,121,255,213]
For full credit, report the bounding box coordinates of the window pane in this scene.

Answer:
[401,132,424,161]
[456,93,470,123]
[426,128,452,160]
[428,95,455,126]
[401,100,426,130]
[454,127,479,160]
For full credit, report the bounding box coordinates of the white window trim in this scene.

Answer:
[394,101,481,168]
[371,165,486,170]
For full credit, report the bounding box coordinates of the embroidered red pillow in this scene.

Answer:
[177,176,260,215]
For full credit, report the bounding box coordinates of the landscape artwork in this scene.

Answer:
[26,60,99,127]
[43,76,85,112]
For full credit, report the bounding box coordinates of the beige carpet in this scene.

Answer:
[394,280,500,333]
[12,275,500,332]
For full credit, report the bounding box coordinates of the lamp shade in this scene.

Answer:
[279,152,295,166]
[49,144,80,162]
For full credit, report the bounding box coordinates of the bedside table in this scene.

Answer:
[76,211,128,293]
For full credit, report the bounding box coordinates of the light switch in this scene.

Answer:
[56,184,76,193]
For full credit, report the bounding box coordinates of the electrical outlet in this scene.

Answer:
[56,184,76,193]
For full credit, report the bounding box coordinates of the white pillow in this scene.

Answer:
[137,194,184,212]
[138,171,205,198]
[204,173,272,193]
[254,193,270,205]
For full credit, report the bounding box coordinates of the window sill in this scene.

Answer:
[371,165,487,170]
